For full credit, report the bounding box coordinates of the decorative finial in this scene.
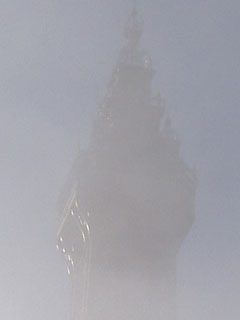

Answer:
[124,0,143,43]
[132,0,137,16]
[133,0,137,10]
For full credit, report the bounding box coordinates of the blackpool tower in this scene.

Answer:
[57,6,196,320]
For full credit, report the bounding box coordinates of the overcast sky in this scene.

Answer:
[0,1,239,319]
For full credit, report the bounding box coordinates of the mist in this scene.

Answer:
[0,1,239,320]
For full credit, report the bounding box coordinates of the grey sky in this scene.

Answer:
[0,1,239,319]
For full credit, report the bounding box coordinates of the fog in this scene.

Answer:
[0,1,239,320]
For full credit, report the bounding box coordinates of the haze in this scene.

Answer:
[0,1,239,320]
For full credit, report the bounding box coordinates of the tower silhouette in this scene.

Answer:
[57,7,196,320]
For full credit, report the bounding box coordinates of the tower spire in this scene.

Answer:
[124,0,143,43]
[133,0,137,11]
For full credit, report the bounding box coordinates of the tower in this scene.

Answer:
[57,6,196,320]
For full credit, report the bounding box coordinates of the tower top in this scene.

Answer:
[124,2,143,44]
[133,0,137,11]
